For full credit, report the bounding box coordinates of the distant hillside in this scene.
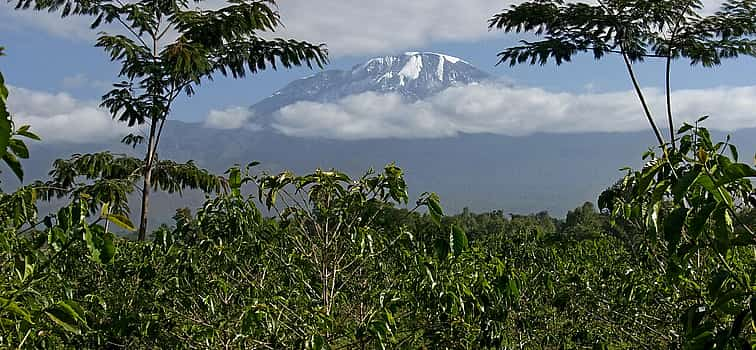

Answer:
[10,120,756,227]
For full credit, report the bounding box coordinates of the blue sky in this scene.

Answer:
[1,0,755,141]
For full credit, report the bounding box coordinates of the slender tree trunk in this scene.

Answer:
[137,118,158,241]
[137,29,162,241]
[665,55,675,150]
[666,0,696,150]
[621,52,666,148]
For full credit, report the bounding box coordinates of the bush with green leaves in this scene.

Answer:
[600,120,756,348]
[7,163,517,349]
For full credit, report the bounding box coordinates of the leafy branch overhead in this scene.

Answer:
[489,0,756,67]
[489,0,756,151]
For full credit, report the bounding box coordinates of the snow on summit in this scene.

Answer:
[398,54,423,83]
[358,52,471,84]
[248,52,491,123]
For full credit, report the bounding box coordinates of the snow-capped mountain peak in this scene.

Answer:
[249,52,491,121]
[354,52,474,86]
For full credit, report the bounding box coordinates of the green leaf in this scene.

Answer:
[451,224,468,256]
[104,213,136,232]
[672,166,700,199]
[0,297,32,323]
[687,331,714,349]
[0,70,8,102]
[507,277,520,300]
[433,239,450,260]
[696,175,729,205]
[0,111,9,162]
[16,130,40,141]
[426,192,444,226]
[708,269,729,297]
[678,123,694,134]
[2,152,23,182]
[311,334,326,350]
[716,163,756,187]
[45,301,87,334]
[424,264,436,288]
[229,166,242,194]
[8,138,29,159]
[100,231,116,264]
[664,208,687,254]
[728,144,739,162]
[689,203,717,239]
[713,207,733,252]
[0,70,11,165]
[84,225,117,264]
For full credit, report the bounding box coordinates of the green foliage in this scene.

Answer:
[0,46,10,165]
[601,123,756,348]
[489,0,756,67]
[0,47,39,185]
[489,0,756,147]
[2,153,754,348]
[2,2,756,348]
[13,0,328,239]
[563,201,606,239]
[1,196,119,348]
[35,151,225,218]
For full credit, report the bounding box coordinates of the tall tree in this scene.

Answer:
[15,0,328,240]
[489,0,756,149]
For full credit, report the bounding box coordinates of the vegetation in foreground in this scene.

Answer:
[1,0,756,348]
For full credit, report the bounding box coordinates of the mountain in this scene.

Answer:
[249,52,492,124]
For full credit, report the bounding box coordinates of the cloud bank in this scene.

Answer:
[10,82,756,144]
[274,0,506,56]
[2,0,501,55]
[269,84,756,140]
[204,106,261,130]
[0,4,96,41]
[2,0,727,56]
[6,86,131,143]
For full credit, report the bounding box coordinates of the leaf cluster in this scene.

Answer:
[600,121,756,347]
[489,0,756,67]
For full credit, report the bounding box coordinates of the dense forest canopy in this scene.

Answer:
[1,0,756,348]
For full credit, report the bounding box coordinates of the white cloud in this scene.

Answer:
[61,73,112,90]
[204,106,260,130]
[275,1,733,56]
[1,0,510,56]
[270,84,756,140]
[2,0,729,56]
[0,3,96,41]
[273,0,507,56]
[6,86,132,143]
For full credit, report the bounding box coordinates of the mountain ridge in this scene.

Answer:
[248,52,492,127]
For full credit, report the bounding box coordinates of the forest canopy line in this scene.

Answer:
[1,0,756,349]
